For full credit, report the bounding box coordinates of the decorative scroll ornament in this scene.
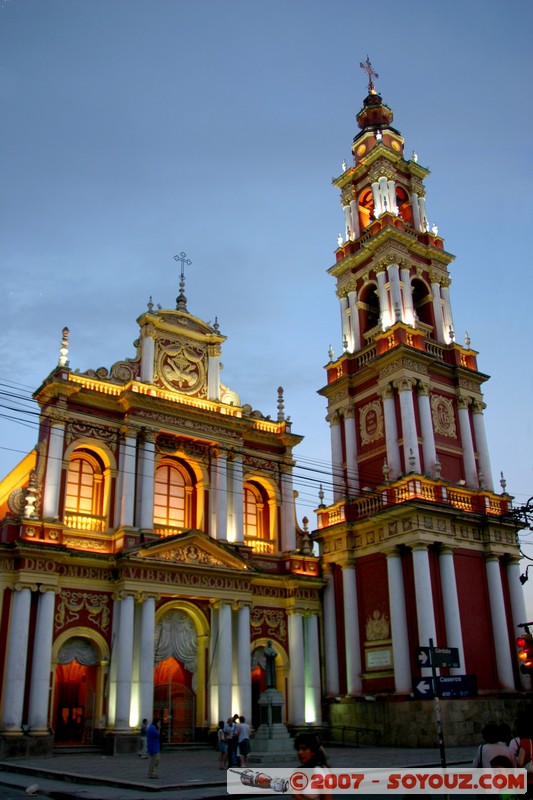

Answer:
[365,609,390,641]
[55,591,110,633]
[155,544,226,567]
[250,607,287,641]
[155,338,206,395]
[359,400,384,445]
[431,395,457,438]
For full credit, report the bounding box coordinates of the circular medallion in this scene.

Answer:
[391,140,401,152]
[357,144,366,156]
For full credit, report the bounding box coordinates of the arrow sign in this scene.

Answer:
[413,679,434,699]
[417,646,430,666]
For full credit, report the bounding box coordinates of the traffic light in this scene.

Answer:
[516,631,533,674]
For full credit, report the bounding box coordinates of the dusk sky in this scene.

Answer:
[1,0,532,614]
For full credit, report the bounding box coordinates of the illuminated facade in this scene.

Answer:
[0,282,322,752]
[316,74,530,738]
[0,72,530,754]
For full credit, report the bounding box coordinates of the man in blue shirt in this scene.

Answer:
[147,718,161,779]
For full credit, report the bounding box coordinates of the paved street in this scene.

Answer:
[0,743,476,800]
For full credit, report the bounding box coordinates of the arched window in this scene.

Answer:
[244,480,274,553]
[412,279,434,329]
[64,449,105,526]
[358,188,374,230]
[154,461,191,529]
[359,283,380,337]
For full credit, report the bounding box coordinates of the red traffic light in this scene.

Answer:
[516,632,533,674]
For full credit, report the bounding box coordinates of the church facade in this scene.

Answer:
[0,70,530,754]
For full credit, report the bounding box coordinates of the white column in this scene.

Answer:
[323,568,339,696]
[347,290,361,351]
[440,282,455,342]
[28,588,56,733]
[378,176,389,213]
[139,433,155,529]
[215,450,228,540]
[115,593,135,730]
[395,378,420,473]
[339,295,351,351]
[304,615,321,724]
[417,384,437,477]
[385,550,411,693]
[418,195,429,231]
[1,585,33,732]
[371,181,382,217]
[207,345,221,401]
[140,330,155,383]
[349,199,360,239]
[388,263,403,323]
[376,269,390,329]
[507,559,531,690]
[472,401,494,491]
[412,544,437,675]
[387,179,398,214]
[400,266,415,327]
[485,556,515,690]
[457,398,479,488]
[431,280,446,343]
[281,466,296,552]
[328,412,344,502]
[410,191,422,231]
[230,454,244,543]
[139,595,156,725]
[236,604,251,723]
[342,566,362,695]
[288,612,305,724]
[381,387,402,479]
[343,409,359,496]
[343,205,352,240]
[217,603,232,721]
[209,605,219,725]
[120,429,137,528]
[42,421,65,519]
[439,548,465,676]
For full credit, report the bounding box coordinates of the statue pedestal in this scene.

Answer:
[249,689,295,764]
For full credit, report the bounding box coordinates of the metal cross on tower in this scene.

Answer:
[174,251,192,311]
[360,55,379,93]
[174,251,192,281]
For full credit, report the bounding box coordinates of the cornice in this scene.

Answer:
[328,227,455,279]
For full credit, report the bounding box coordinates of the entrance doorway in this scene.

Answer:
[54,661,96,744]
[153,657,195,742]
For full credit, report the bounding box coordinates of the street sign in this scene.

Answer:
[432,647,460,668]
[412,674,477,699]
[416,645,460,669]
[436,675,477,698]
[413,678,434,699]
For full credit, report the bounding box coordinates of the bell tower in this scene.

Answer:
[315,62,529,718]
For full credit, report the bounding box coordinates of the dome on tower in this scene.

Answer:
[356,90,394,130]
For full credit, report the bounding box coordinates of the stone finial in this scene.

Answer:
[58,327,70,368]
[328,344,334,362]
[277,387,285,422]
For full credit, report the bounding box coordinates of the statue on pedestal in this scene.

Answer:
[264,640,278,689]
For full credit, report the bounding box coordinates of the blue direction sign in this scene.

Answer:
[436,675,477,698]
[412,675,477,699]
[413,678,434,699]
[416,646,460,669]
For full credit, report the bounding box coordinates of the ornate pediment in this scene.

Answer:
[133,530,252,571]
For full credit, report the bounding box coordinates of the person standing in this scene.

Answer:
[238,715,251,767]
[147,718,161,779]
[138,718,148,758]
[216,720,227,770]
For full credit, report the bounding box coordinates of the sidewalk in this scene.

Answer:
[0,744,476,800]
